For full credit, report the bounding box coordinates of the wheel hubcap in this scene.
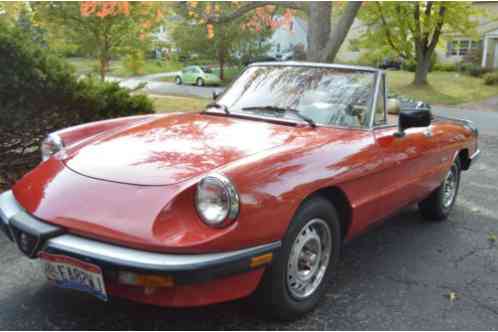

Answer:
[442,165,457,208]
[287,218,332,300]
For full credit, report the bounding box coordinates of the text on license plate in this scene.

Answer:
[39,252,108,301]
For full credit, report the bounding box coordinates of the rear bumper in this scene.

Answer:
[0,190,280,305]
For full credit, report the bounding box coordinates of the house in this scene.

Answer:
[337,2,498,69]
[438,2,498,68]
[267,16,308,59]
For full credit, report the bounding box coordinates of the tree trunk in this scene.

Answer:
[306,2,361,62]
[99,56,109,81]
[306,2,331,62]
[413,44,432,86]
[218,26,225,81]
[203,1,361,64]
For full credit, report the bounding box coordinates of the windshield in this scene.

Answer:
[201,66,213,73]
[217,65,376,128]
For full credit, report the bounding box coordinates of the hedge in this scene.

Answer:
[0,26,153,188]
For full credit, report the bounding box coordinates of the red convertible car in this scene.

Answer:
[0,62,479,319]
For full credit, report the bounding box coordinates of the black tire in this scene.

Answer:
[196,77,204,87]
[419,158,461,221]
[255,196,342,320]
[175,76,182,85]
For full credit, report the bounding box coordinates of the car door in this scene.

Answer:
[184,67,194,84]
[193,67,203,82]
[372,76,442,218]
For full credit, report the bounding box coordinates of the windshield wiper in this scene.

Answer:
[206,102,230,114]
[242,105,316,128]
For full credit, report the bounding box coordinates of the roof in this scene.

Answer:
[248,61,381,73]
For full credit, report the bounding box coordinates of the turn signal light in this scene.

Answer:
[118,271,174,288]
[250,253,273,268]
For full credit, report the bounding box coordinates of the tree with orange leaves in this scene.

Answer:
[174,2,277,80]
[186,1,362,62]
[34,2,166,80]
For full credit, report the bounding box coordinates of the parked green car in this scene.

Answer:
[175,65,221,86]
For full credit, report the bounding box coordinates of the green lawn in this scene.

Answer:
[387,70,498,105]
[151,95,209,113]
[66,57,182,77]
[212,66,243,85]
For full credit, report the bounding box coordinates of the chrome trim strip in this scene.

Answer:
[46,235,281,272]
[0,191,22,227]
[248,61,380,73]
[433,115,475,127]
[368,71,383,128]
[470,149,481,160]
[0,190,22,242]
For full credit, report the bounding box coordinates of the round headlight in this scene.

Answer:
[41,133,64,161]
[195,174,239,227]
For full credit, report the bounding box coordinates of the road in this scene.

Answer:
[433,105,498,136]
[1,132,497,328]
[109,72,220,99]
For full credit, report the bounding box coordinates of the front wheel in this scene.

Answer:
[419,158,461,221]
[255,196,341,320]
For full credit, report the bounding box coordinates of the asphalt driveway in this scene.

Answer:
[0,124,497,330]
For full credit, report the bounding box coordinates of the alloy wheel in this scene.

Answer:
[442,164,458,208]
[286,218,332,300]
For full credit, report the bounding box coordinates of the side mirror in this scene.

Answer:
[395,109,432,137]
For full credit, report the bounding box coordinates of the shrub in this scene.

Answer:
[483,72,498,85]
[0,25,153,186]
[432,63,457,72]
[401,60,417,72]
[357,51,385,67]
[458,63,492,77]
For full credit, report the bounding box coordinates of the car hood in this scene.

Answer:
[63,112,297,186]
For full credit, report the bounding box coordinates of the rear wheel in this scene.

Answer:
[196,78,205,87]
[419,158,461,221]
[175,76,182,85]
[256,196,341,320]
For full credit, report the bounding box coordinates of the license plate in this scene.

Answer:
[39,252,108,301]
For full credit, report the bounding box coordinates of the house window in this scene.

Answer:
[277,43,281,52]
[459,40,470,55]
[448,39,480,57]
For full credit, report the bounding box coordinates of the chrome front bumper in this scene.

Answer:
[0,191,280,281]
[0,191,19,242]
[470,149,481,164]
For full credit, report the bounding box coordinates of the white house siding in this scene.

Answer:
[482,28,498,68]
[267,17,308,58]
